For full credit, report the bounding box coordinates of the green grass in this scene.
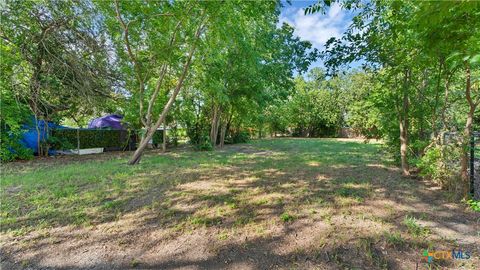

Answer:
[384,231,405,247]
[280,212,295,222]
[0,138,383,235]
[3,138,477,269]
[403,215,430,238]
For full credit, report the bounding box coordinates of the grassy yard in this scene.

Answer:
[1,138,478,269]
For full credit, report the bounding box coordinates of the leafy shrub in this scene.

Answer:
[0,93,33,161]
[151,130,164,146]
[185,123,213,150]
[46,135,75,150]
[0,134,33,161]
[196,136,213,151]
[466,199,480,212]
[417,144,461,190]
[410,139,429,154]
[280,212,295,222]
[167,126,180,147]
[36,135,77,156]
[186,124,209,145]
[292,124,338,138]
[227,130,250,144]
[417,147,442,178]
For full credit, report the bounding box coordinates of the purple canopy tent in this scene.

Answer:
[88,114,125,130]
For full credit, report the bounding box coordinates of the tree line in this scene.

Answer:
[1,0,479,198]
[1,0,317,162]
[306,0,480,198]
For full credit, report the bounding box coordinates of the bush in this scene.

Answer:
[151,130,164,146]
[37,135,76,156]
[417,147,442,178]
[186,123,213,150]
[151,129,181,148]
[0,134,33,161]
[0,84,33,161]
[0,98,33,161]
[280,212,295,222]
[186,124,208,146]
[291,125,337,138]
[196,139,213,151]
[417,143,461,190]
[192,133,212,151]
[228,130,250,144]
[466,199,480,212]
[52,129,135,150]
[168,127,186,147]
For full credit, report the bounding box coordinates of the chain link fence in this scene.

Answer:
[443,131,480,199]
[471,132,480,200]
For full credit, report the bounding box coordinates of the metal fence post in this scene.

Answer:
[470,134,475,196]
[77,128,80,155]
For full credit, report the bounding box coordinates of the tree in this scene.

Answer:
[0,49,32,160]
[265,68,351,138]
[156,5,317,150]
[97,0,214,164]
[308,0,480,196]
[1,0,114,155]
[412,1,480,195]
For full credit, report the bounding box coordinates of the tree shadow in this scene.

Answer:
[1,139,478,269]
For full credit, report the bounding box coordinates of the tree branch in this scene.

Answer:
[114,0,146,126]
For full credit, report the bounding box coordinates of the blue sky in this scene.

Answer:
[279,0,357,71]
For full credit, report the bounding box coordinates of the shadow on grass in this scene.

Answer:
[1,138,478,269]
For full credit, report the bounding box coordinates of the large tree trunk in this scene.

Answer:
[431,59,443,139]
[417,70,427,148]
[400,69,410,176]
[219,113,232,148]
[124,7,205,165]
[129,82,182,164]
[399,117,410,176]
[30,52,43,155]
[210,105,220,148]
[459,63,476,197]
[34,115,41,155]
[441,75,451,130]
[128,30,202,165]
[162,121,167,153]
[219,123,227,148]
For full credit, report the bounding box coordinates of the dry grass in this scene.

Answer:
[1,138,478,269]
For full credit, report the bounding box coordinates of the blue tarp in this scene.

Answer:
[20,117,68,154]
[19,115,126,155]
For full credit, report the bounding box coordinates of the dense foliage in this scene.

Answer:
[1,0,478,199]
[0,0,117,157]
[307,0,480,197]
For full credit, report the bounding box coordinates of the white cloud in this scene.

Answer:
[279,3,347,49]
